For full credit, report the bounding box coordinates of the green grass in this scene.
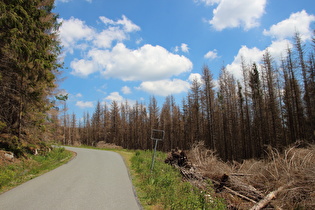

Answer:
[0,147,74,194]
[130,150,226,210]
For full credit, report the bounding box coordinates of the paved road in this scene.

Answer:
[0,147,141,210]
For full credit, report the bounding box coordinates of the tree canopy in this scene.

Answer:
[0,0,61,154]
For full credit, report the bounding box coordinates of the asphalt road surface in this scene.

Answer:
[0,147,141,210]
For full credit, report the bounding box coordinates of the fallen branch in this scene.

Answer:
[211,178,257,204]
[250,182,293,210]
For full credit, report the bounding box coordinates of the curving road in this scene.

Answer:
[0,147,141,210]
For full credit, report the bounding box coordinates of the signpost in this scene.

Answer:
[150,129,165,172]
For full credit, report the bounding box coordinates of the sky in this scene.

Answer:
[53,0,315,118]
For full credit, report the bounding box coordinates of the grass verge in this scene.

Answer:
[130,150,226,210]
[0,147,74,194]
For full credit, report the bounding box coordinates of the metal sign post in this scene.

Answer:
[150,129,164,173]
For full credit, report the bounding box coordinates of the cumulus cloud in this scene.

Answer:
[138,79,191,96]
[226,46,264,80]
[226,40,294,80]
[204,49,218,60]
[76,101,94,108]
[59,15,140,53]
[70,59,98,77]
[58,17,95,53]
[263,10,315,41]
[266,40,293,61]
[188,73,203,84]
[82,43,192,81]
[60,16,192,81]
[99,15,140,33]
[225,10,315,81]
[105,92,124,102]
[121,86,132,94]
[93,27,126,49]
[116,15,141,32]
[207,0,266,31]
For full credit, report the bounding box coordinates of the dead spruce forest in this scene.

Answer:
[52,33,314,161]
[0,1,314,162]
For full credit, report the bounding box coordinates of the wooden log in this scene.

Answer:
[250,182,293,210]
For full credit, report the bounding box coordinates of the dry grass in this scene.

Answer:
[186,141,315,209]
[96,141,123,150]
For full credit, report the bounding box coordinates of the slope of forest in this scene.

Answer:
[0,0,62,156]
[58,32,315,161]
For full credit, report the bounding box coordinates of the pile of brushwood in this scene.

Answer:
[165,141,315,210]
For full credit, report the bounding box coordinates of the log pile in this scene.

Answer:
[165,149,291,209]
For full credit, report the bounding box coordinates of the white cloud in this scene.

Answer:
[121,86,131,94]
[263,10,315,41]
[93,27,126,49]
[58,17,95,53]
[174,43,190,53]
[99,15,140,33]
[105,92,124,102]
[93,15,140,49]
[138,79,191,96]
[204,49,218,60]
[188,73,203,84]
[59,15,140,54]
[76,101,94,109]
[226,45,264,80]
[117,15,141,32]
[266,39,293,62]
[209,0,266,31]
[62,16,192,81]
[70,59,98,77]
[226,40,294,80]
[84,43,192,81]
[181,43,189,53]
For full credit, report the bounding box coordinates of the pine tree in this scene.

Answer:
[249,63,265,157]
[0,0,61,151]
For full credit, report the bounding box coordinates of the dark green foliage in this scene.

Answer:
[0,0,61,151]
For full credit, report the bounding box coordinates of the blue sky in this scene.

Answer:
[54,0,315,118]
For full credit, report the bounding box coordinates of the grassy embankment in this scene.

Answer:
[0,147,74,194]
[130,149,226,210]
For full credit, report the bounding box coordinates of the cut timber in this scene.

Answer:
[211,178,257,204]
[250,182,293,210]
[216,174,264,202]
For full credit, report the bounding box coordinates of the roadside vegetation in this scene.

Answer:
[0,147,74,194]
[130,149,226,210]
[72,144,226,209]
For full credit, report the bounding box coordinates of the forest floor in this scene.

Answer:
[166,141,315,210]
